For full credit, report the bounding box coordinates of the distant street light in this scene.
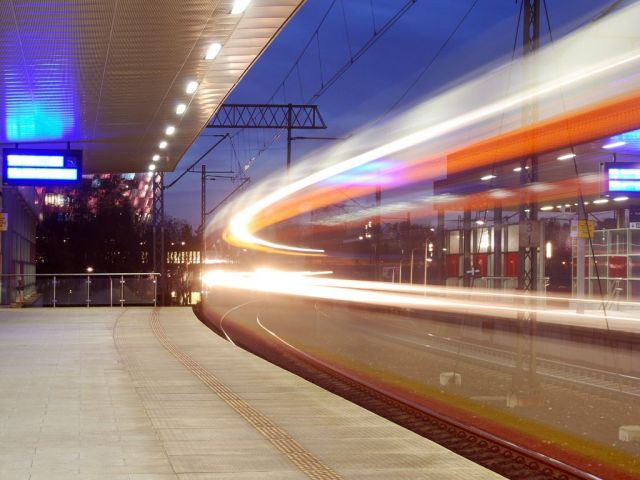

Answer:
[86,266,94,273]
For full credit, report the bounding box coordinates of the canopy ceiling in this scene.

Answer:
[0,0,303,173]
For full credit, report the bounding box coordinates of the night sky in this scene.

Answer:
[163,0,616,229]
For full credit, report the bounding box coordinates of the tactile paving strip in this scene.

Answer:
[148,308,343,480]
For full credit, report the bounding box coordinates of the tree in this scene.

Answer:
[36,177,151,273]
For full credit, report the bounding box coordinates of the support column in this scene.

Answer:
[286,103,293,171]
[152,172,165,306]
[201,165,206,266]
[493,206,503,289]
[436,210,445,285]
[463,210,472,287]
[374,185,381,280]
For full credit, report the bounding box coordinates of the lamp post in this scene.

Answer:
[424,241,432,294]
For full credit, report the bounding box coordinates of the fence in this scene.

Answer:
[0,273,159,307]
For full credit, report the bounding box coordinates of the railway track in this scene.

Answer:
[195,303,609,480]
[408,333,640,398]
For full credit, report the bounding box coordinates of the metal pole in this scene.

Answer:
[160,174,165,305]
[493,206,503,289]
[436,210,445,285]
[463,210,472,287]
[110,277,113,307]
[201,164,206,264]
[424,240,429,294]
[154,275,157,307]
[86,275,90,308]
[375,185,381,280]
[286,103,293,170]
[576,237,586,313]
[410,250,415,284]
[120,275,125,307]
[398,250,403,284]
[53,275,56,308]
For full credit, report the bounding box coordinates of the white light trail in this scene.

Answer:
[203,270,640,331]
[223,2,640,254]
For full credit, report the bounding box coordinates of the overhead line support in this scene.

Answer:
[207,103,326,171]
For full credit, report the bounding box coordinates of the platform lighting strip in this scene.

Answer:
[186,81,199,94]
[231,0,251,14]
[603,141,626,149]
[205,43,222,60]
[150,1,250,172]
[7,154,64,167]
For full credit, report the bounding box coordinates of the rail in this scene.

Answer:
[415,332,640,398]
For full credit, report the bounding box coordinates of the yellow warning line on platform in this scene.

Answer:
[148,308,343,480]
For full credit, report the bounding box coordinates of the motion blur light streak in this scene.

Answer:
[220,3,640,255]
[203,270,640,331]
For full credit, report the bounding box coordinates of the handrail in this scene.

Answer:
[0,272,160,277]
[1,272,160,307]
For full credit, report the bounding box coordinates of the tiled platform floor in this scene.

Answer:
[0,307,503,479]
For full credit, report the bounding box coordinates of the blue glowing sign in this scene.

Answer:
[605,163,640,196]
[2,148,82,185]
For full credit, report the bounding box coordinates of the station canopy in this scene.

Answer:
[0,0,303,174]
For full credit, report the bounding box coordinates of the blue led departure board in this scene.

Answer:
[2,148,82,186]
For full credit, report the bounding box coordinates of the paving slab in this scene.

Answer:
[0,307,504,479]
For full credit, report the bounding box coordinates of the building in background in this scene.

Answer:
[0,185,39,304]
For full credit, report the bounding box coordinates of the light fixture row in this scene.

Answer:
[482,138,630,181]
[540,195,629,211]
[149,0,251,171]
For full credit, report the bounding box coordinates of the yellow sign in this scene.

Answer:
[0,213,7,232]
[570,219,594,238]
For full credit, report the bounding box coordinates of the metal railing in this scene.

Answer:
[0,273,159,307]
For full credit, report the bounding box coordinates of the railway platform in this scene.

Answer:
[0,306,502,480]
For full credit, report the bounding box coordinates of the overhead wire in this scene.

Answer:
[237,0,418,175]
[378,0,480,122]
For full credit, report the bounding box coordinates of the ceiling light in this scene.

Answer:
[152,154,160,162]
[480,174,496,181]
[603,141,626,149]
[231,0,250,14]
[149,164,156,171]
[159,141,167,149]
[205,43,222,60]
[475,220,484,225]
[540,206,554,211]
[613,196,629,202]
[564,204,571,208]
[593,198,609,204]
[165,126,175,135]
[176,103,186,115]
[186,81,199,94]
[513,167,522,172]
[557,153,576,161]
